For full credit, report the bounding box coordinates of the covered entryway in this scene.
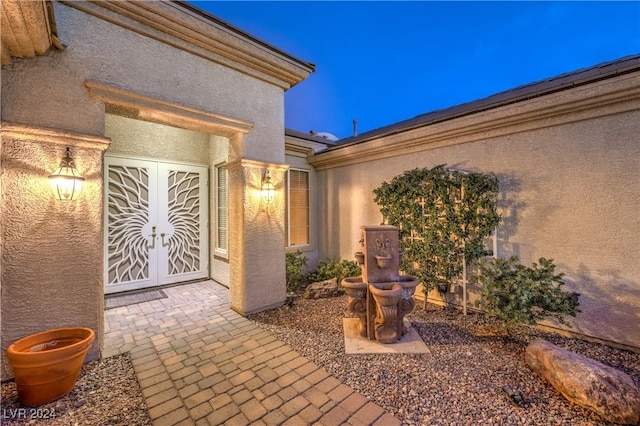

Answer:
[104,156,208,294]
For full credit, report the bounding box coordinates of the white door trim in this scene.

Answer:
[104,156,208,294]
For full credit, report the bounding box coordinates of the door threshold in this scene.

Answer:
[105,278,211,299]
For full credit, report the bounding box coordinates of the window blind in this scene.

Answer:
[288,169,309,246]
[216,166,228,252]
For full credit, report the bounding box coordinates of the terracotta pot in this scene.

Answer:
[7,327,95,406]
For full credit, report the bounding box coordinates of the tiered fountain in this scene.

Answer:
[342,225,419,344]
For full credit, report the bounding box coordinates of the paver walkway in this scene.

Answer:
[104,280,400,426]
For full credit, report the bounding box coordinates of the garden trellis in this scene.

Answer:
[373,165,501,314]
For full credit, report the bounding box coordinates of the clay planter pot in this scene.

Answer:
[7,327,95,406]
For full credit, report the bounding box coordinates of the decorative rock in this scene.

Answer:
[303,279,342,299]
[525,338,640,425]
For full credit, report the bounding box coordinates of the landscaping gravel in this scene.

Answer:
[1,353,150,426]
[2,296,638,426]
[250,295,640,426]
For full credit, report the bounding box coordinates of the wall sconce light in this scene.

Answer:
[49,147,85,201]
[261,170,275,204]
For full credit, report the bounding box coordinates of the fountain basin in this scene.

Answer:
[369,284,402,343]
[396,276,420,298]
[343,226,420,344]
[374,254,392,269]
[7,327,95,406]
[342,277,368,336]
[342,276,367,296]
[369,283,402,304]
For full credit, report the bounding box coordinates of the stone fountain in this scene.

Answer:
[342,225,419,344]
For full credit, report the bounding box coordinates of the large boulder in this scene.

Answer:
[303,279,342,299]
[525,338,640,425]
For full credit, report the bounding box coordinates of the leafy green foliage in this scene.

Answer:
[309,258,361,285]
[373,165,501,293]
[475,256,580,330]
[286,250,308,293]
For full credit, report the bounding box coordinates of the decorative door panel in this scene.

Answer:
[157,163,208,285]
[105,157,208,294]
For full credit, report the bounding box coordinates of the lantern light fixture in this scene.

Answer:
[261,170,275,204]
[49,147,85,201]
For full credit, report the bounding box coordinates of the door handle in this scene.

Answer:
[161,232,170,248]
[147,226,157,250]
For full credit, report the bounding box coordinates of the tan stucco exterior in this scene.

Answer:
[1,0,313,379]
[284,133,333,270]
[2,0,638,387]
[310,73,640,350]
[0,124,109,378]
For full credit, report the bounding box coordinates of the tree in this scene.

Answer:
[373,165,501,295]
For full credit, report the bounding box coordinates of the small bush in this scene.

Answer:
[476,256,580,332]
[309,258,361,285]
[286,250,308,294]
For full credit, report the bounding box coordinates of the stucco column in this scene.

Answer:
[0,123,109,380]
[227,159,289,314]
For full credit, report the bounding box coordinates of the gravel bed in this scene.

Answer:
[1,353,151,426]
[250,295,640,426]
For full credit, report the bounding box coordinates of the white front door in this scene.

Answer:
[104,156,208,294]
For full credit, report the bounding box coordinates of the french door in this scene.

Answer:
[104,156,208,294]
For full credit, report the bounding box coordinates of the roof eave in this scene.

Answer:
[59,0,315,89]
[327,54,640,151]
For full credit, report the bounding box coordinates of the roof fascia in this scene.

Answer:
[285,136,317,158]
[59,0,314,90]
[309,72,640,171]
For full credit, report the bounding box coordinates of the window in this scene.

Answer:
[287,169,309,247]
[215,164,228,253]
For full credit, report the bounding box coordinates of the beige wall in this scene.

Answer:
[105,114,211,165]
[284,136,333,271]
[2,4,285,163]
[1,1,296,377]
[313,87,640,349]
[0,128,108,379]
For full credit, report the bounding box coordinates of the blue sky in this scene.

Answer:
[193,1,640,139]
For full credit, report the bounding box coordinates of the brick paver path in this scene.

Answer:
[104,280,400,425]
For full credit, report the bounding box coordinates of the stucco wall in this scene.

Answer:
[227,160,288,314]
[105,114,211,165]
[1,135,106,379]
[1,1,292,378]
[2,3,285,163]
[316,109,640,349]
[210,136,231,287]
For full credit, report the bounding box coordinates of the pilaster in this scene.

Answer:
[226,158,289,314]
[0,122,110,380]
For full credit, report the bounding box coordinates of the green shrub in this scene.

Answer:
[373,165,500,294]
[310,258,361,285]
[475,256,580,332]
[286,250,308,293]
